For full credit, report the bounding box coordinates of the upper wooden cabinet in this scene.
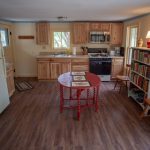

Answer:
[89,23,101,31]
[111,23,123,45]
[72,23,89,44]
[89,23,111,32]
[36,22,50,45]
[101,23,111,32]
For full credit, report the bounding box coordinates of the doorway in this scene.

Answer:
[125,25,139,65]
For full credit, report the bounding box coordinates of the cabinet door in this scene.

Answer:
[50,63,61,79]
[61,63,71,74]
[36,22,50,45]
[111,23,123,45]
[111,58,124,79]
[101,23,110,32]
[72,23,89,44]
[7,70,15,97]
[37,61,50,80]
[89,23,101,31]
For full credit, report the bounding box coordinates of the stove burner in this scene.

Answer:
[89,53,108,57]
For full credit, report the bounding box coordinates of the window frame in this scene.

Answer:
[52,31,71,50]
[0,28,9,47]
[125,24,139,66]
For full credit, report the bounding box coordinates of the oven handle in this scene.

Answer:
[90,61,112,63]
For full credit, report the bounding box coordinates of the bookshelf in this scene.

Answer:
[128,47,150,115]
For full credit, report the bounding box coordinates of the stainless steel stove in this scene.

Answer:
[88,48,112,81]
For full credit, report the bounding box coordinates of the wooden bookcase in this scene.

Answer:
[128,47,150,115]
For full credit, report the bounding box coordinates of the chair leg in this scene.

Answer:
[119,82,122,93]
[114,80,118,90]
[140,105,148,119]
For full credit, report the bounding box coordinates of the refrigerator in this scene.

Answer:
[0,37,10,113]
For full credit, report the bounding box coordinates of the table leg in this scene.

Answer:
[60,84,64,113]
[77,89,82,120]
[86,89,89,106]
[95,86,99,112]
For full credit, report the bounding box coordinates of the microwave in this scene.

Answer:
[89,32,110,43]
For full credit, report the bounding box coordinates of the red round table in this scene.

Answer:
[58,72,101,120]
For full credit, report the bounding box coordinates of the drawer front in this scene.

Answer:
[71,58,89,63]
[72,65,89,72]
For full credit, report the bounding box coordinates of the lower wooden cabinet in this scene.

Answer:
[50,63,61,79]
[37,60,50,80]
[37,57,88,80]
[37,58,71,80]
[111,58,124,79]
[6,65,15,97]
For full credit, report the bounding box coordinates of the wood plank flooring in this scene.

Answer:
[0,78,150,150]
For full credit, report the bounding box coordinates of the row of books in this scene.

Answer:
[132,62,150,78]
[131,73,149,92]
[133,49,150,64]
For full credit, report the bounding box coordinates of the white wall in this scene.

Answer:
[13,23,50,77]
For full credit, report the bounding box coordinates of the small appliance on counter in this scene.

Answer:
[109,50,115,56]
[114,47,125,56]
[120,47,125,56]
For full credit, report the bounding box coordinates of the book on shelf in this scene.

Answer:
[146,67,150,78]
[133,49,150,64]
[132,62,150,78]
[131,72,148,92]
[143,79,148,92]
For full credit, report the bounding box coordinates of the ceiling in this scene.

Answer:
[0,0,150,22]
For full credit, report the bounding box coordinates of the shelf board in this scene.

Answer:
[132,59,150,66]
[130,81,147,94]
[128,90,144,109]
[131,70,150,81]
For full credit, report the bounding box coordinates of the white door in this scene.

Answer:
[0,59,10,113]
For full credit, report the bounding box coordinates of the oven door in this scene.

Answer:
[89,59,112,75]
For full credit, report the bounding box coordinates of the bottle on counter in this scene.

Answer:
[72,47,76,55]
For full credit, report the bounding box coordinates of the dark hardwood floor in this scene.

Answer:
[0,78,150,150]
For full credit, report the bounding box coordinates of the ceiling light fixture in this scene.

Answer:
[57,16,67,21]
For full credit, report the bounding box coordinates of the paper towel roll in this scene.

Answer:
[72,47,76,55]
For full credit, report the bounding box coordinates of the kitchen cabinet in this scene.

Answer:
[50,63,61,80]
[36,22,50,45]
[71,58,89,72]
[6,64,15,97]
[37,57,88,80]
[37,58,71,80]
[111,58,124,79]
[89,23,101,31]
[72,23,89,44]
[111,23,123,45]
[89,23,110,32]
[50,58,71,79]
[101,23,111,32]
[37,59,50,80]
